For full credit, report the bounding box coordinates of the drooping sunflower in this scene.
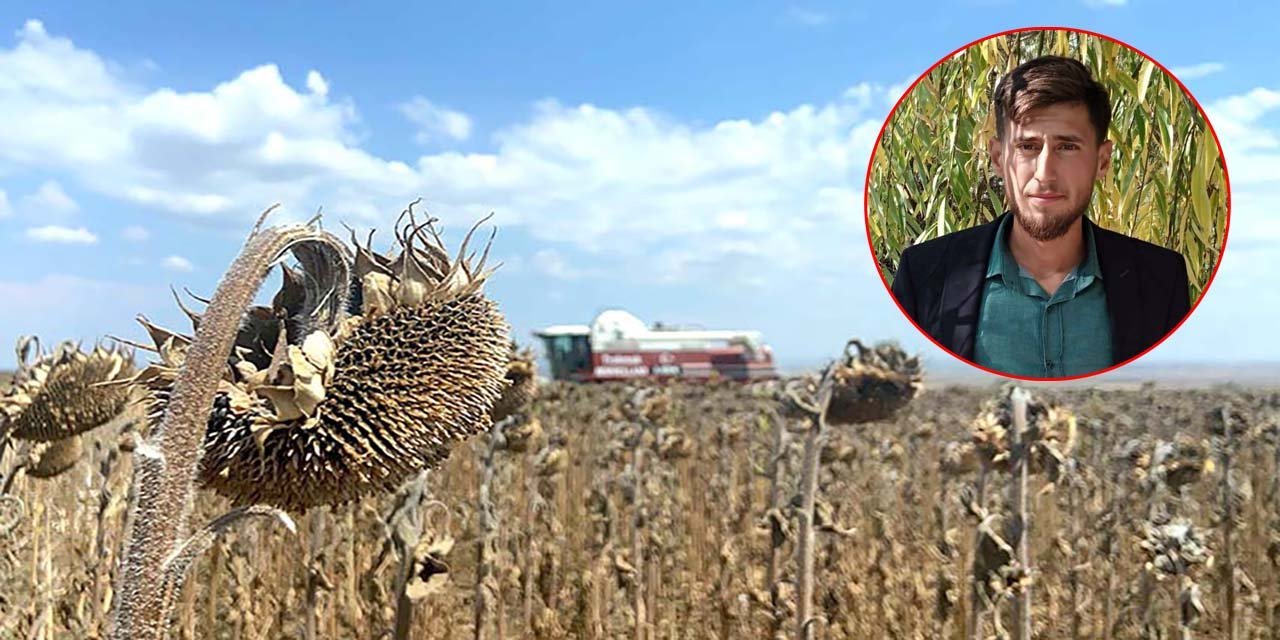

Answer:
[491,342,538,422]
[130,211,510,511]
[25,435,85,478]
[825,339,922,426]
[0,338,135,443]
[968,386,1077,481]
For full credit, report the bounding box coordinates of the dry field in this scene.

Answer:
[2,378,1278,639]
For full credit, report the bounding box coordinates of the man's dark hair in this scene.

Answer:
[993,55,1111,144]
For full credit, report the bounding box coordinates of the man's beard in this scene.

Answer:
[1008,193,1091,242]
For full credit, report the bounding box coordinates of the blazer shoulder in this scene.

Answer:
[899,218,999,268]
[1092,224,1187,274]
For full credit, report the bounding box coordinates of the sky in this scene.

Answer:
[0,1,1276,376]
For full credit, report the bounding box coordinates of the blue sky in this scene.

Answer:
[0,1,1276,376]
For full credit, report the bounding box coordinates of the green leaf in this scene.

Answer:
[1113,70,1140,98]
[937,199,948,237]
[1137,60,1156,106]
[1190,141,1211,235]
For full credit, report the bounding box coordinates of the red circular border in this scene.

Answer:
[863,25,1232,383]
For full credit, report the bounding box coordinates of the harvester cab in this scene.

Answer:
[535,323,593,381]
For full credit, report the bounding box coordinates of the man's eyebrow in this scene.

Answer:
[1013,133,1087,143]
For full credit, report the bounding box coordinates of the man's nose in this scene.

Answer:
[1034,145,1058,184]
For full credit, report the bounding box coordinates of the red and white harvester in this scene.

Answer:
[534,309,777,382]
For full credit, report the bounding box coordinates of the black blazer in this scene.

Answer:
[890,212,1191,366]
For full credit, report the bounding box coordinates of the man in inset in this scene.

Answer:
[891,55,1190,378]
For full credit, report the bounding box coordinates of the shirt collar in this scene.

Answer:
[985,212,1103,285]
[985,213,1017,284]
[1080,216,1103,281]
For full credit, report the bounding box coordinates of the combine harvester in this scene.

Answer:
[534,309,777,382]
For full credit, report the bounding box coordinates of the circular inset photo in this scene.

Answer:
[866,27,1229,381]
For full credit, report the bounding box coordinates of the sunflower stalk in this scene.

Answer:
[91,442,128,636]
[1066,466,1083,640]
[934,469,955,639]
[1008,387,1033,640]
[305,509,327,640]
[474,417,512,640]
[520,446,537,636]
[109,217,348,640]
[794,369,833,640]
[391,471,430,640]
[630,410,648,640]
[763,408,789,639]
[1219,407,1239,640]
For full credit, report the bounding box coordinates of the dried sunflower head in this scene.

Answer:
[941,441,979,477]
[1150,436,1211,492]
[623,386,671,423]
[825,339,922,426]
[25,435,85,478]
[1140,519,1212,579]
[972,515,1018,600]
[968,386,1076,480]
[641,391,671,423]
[535,441,569,477]
[405,534,454,602]
[498,415,543,453]
[1205,405,1251,439]
[131,209,510,511]
[1,337,135,442]
[491,343,538,421]
[656,426,694,460]
[778,374,821,420]
[820,441,857,465]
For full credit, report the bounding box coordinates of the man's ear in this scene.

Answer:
[988,137,1004,177]
[1096,139,1114,179]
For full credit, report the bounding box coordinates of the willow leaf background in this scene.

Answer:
[868,29,1227,302]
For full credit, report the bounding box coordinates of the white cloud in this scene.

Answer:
[0,23,373,218]
[1171,62,1225,80]
[398,96,472,143]
[121,225,150,241]
[21,180,79,216]
[25,224,97,244]
[305,70,328,97]
[0,189,10,218]
[1203,87,1280,185]
[1083,0,1127,6]
[531,249,594,280]
[0,20,892,288]
[161,254,195,272]
[409,91,882,284]
[1,21,122,102]
[785,7,829,26]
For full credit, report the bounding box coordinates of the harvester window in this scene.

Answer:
[545,334,591,381]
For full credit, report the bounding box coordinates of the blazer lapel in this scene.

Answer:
[1092,221,1143,362]
[937,213,1004,359]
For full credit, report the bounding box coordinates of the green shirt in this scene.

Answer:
[973,215,1113,378]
